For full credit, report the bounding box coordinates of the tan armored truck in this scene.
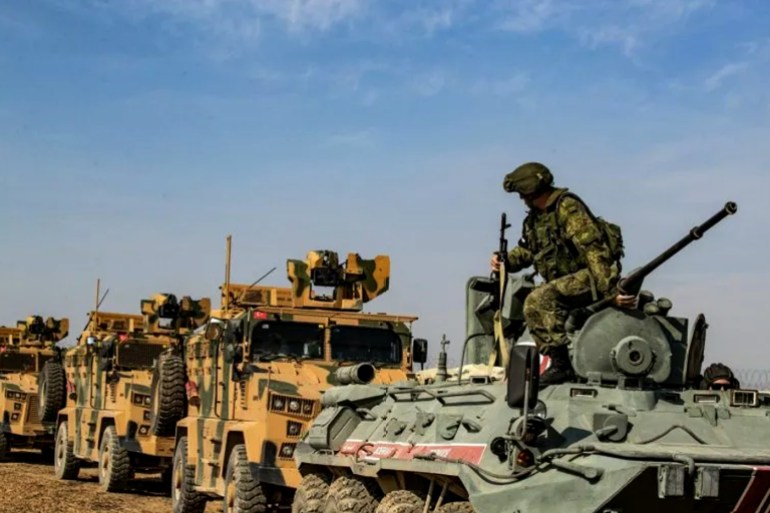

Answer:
[172,250,426,513]
[0,316,68,458]
[53,294,210,491]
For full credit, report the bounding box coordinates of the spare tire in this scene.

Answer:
[150,353,187,436]
[39,361,67,423]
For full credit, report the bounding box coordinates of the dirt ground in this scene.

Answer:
[0,450,223,513]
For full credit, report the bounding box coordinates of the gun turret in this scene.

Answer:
[141,294,211,334]
[287,250,390,311]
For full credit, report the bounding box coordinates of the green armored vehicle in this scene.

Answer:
[292,202,770,513]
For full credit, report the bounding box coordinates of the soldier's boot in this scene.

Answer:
[540,345,574,386]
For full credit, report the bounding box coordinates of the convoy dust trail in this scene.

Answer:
[0,451,222,513]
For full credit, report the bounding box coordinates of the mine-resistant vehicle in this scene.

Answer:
[0,316,68,458]
[292,203,770,513]
[172,249,425,513]
[53,292,210,491]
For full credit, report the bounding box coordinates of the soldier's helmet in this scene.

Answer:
[503,162,554,195]
[700,362,740,390]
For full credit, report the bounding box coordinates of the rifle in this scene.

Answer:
[489,212,512,368]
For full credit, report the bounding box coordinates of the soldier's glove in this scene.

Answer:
[613,293,638,309]
[490,253,502,272]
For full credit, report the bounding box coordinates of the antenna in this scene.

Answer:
[235,266,278,305]
[80,278,109,341]
[224,235,232,315]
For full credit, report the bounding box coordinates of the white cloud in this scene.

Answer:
[496,0,562,33]
[255,0,365,32]
[69,0,366,46]
[578,25,639,56]
[495,0,715,56]
[704,62,750,92]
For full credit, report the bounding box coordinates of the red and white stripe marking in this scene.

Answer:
[339,440,487,465]
[732,467,770,513]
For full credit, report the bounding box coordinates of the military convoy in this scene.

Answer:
[53,292,210,491]
[3,204,764,513]
[291,203,770,513]
[0,315,68,458]
[171,249,423,513]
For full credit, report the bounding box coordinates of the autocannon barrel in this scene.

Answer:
[335,363,376,385]
[618,201,737,296]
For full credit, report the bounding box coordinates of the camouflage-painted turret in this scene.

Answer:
[219,249,390,312]
[292,202,770,513]
[171,245,424,513]
[0,315,68,459]
[53,292,210,492]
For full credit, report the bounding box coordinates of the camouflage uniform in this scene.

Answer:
[506,188,620,353]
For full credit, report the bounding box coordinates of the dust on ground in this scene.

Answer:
[0,450,223,513]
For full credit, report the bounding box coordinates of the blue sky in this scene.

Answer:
[1,0,769,371]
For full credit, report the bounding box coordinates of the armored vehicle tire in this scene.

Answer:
[172,436,206,513]
[150,354,187,437]
[53,422,80,480]
[39,361,67,423]
[292,472,331,513]
[0,431,8,459]
[437,502,475,513]
[223,444,267,513]
[375,491,425,513]
[323,476,382,513]
[98,425,131,492]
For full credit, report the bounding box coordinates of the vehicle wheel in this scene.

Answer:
[172,436,206,513]
[98,425,131,492]
[292,472,331,513]
[375,491,425,513]
[39,361,67,423]
[150,354,187,437]
[437,502,475,513]
[53,421,80,480]
[324,476,382,513]
[224,444,266,513]
[0,431,8,459]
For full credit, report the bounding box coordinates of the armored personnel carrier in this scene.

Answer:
[172,248,425,513]
[293,203,769,513]
[53,292,210,491]
[0,316,68,458]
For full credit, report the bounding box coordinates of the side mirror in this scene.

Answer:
[506,343,539,409]
[412,338,428,366]
[205,322,224,341]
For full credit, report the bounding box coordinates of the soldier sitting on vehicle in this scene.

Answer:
[699,362,741,390]
[491,162,635,385]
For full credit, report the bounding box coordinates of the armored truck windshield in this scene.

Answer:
[114,339,168,369]
[251,321,324,359]
[330,325,402,364]
[0,352,37,373]
[250,322,403,364]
